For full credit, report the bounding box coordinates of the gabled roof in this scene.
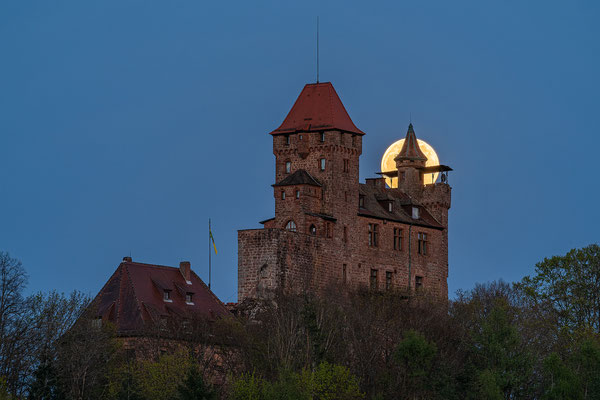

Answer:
[358,183,444,230]
[270,82,365,136]
[395,123,427,162]
[273,169,322,187]
[91,260,230,335]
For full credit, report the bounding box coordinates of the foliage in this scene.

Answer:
[518,244,600,334]
[230,362,363,400]
[134,349,193,400]
[176,366,217,400]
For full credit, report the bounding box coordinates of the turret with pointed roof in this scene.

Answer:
[395,123,427,195]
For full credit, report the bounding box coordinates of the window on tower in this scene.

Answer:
[418,232,428,255]
[285,161,291,174]
[285,135,290,145]
[343,159,349,173]
[368,223,379,247]
[319,158,326,171]
[295,190,300,199]
[393,228,402,250]
[281,191,285,200]
[285,221,297,232]
[370,269,378,290]
[415,275,423,290]
[320,132,325,142]
[309,224,317,235]
[386,271,393,290]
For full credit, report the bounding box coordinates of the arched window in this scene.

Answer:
[285,220,297,232]
[309,224,317,235]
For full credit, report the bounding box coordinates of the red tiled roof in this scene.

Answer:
[270,82,365,136]
[92,260,230,335]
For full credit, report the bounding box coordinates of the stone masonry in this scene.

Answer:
[238,82,451,301]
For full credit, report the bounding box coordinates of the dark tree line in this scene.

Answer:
[0,244,599,399]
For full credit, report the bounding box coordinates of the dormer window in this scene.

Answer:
[185,293,194,305]
[388,202,393,212]
[359,195,365,208]
[412,206,420,219]
[163,289,172,302]
[320,132,325,142]
[285,161,291,174]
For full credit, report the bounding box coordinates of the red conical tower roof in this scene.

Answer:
[270,82,365,135]
[395,123,427,162]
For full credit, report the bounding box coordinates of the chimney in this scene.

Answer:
[179,261,191,284]
[123,256,132,262]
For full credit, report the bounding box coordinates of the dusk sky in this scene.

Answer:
[1,1,598,303]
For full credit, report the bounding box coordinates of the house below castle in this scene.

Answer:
[238,82,452,300]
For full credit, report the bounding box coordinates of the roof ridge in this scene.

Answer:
[123,263,145,327]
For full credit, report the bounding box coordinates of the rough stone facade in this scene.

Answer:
[238,82,452,301]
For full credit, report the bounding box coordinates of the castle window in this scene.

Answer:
[185,293,194,304]
[343,159,349,173]
[370,269,378,290]
[309,224,316,235]
[343,226,347,243]
[368,224,379,247]
[412,206,420,219]
[299,135,303,140]
[295,190,300,199]
[393,228,402,250]
[359,195,365,208]
[285,134,290,145]
[319,158,326,171]
[163,289,172,302]
[386,271,393,290]
[320,132,325,142]
[285,161,291,174]
[343,264,347,284]
[418,233,428,255]
[325,222,333,238]
[352,135,356,147]
[91,317,102,330]
[285,220,297,232]
[415,276,423,290]
[281,191,285,200]
[388,202,393,212]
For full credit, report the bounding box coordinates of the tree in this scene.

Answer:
[176,366,216,400]
[392,330,437,398]
[518,244,600,334]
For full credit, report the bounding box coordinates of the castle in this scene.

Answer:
[238,82,452,300]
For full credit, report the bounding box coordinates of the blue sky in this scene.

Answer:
[1,0,598,302]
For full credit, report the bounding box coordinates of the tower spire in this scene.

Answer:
[395,123,427,162]
[316,16,319,83]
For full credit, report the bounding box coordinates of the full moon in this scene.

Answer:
[381,139,440,188]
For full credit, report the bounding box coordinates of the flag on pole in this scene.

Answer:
[209,229,217,255]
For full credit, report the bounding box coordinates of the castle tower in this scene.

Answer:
[268,82,364,235]
[394,123,427,198]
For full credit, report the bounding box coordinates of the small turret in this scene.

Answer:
[395,123,427,194]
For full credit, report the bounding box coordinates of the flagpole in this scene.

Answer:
[208,218,211,289]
